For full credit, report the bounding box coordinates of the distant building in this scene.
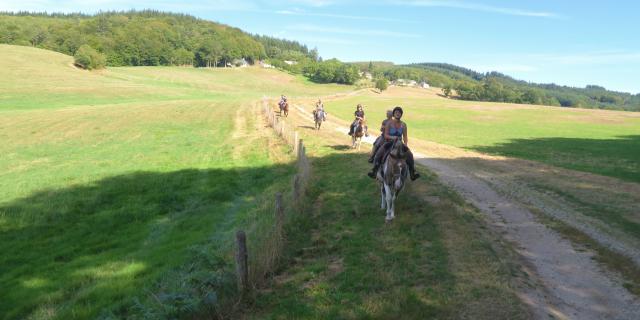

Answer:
[420,81,430,88]
[232,58,249,67]
[393,79,418,87]
[284,60,298,65]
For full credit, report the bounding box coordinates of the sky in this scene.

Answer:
[2,0,639,94]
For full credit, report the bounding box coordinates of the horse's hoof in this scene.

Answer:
[385,217,393,223]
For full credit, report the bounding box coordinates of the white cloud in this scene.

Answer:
[470,64,538,73]
[294,36,360,45]
[529,51,640,65]
[274,9,419,23]
[395,0,560,18]
[287,0,335,7]
[288,24,422,38]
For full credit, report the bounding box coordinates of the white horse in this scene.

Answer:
[377,139,409,222]
[313,109,326,130]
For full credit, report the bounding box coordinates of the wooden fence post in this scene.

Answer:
[293,131,299,154]
[275,192,284,229]
[297,139,304,160]
[235,230,248,295]
[292,174,300,204]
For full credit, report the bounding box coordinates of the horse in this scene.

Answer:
[313,109,325,130]
[279,100,289,117]
[351,119,364,150]
[376,139,409,222]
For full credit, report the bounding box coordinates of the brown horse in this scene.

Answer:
[279,101,289,117]
[351,119,364,150]
[376,139,408,222]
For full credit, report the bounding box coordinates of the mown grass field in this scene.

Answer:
[0,45,350,319]
[326,87,640,183]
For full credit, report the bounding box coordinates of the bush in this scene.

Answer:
[74,44,106,70]
[375,78,388,92]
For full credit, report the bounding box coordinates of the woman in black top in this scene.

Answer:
[349,104,366,136]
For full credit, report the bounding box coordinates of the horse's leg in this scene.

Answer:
[384,183,393,221]
[380,184,386,210]
[390,191,396,220]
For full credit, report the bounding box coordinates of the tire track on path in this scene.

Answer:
[292,101,640,320]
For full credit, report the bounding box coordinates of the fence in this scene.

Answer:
[234,98,311,295]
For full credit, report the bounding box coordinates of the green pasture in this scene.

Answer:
[326,91,640,183]
[0,45,350,319]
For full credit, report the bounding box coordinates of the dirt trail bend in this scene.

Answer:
[292,102,640,320]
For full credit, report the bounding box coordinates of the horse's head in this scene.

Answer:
[389,139,406,159]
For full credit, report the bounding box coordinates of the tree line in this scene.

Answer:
[353,62,640,111]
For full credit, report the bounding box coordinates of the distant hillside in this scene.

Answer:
[351,61,640,111]
[0,11,360,84]
[413,63,640,111]
[0,10,267,67]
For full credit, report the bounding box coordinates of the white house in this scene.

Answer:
[284,60,298,65]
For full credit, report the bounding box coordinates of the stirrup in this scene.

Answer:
[367,171,376,179]
[410,172,420,181]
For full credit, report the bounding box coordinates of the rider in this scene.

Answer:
[368,109,393,163]
[279,95,287,107]
[313,98,326,120]
[367,106,420,181]
[348,104,366,136]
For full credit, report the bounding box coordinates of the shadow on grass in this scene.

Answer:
[296,125,317,130]
[471,135,640,183]
[0,163,299,319]
[326,144,352,151]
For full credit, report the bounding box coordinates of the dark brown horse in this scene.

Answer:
[279,101,289,117]
[351,119,364,150]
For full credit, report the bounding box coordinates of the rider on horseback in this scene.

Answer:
[368,109,393,163]
[367,106,420,181]
[348,104,367,136]
[313,98,326,121]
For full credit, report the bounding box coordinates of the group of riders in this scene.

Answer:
[280,95,420,181]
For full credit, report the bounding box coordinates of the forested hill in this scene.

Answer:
[0,11,279,67]
[402,62,640,111]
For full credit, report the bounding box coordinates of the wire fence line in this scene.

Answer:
[233,98,312,297]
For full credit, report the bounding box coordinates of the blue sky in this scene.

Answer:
[2,0,639,94]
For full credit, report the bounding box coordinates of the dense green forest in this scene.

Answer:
[353,61,640,111]
[0,11,359,84]
[0,10,265,67]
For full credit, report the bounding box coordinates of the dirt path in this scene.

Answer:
[292,102,640,319]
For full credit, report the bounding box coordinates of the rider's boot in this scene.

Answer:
[409,166,420,181]
[367,164,379,179]
[368,146,377,163]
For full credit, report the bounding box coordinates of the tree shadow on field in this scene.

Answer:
[470,135,640,184]
[0,163,299,319]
